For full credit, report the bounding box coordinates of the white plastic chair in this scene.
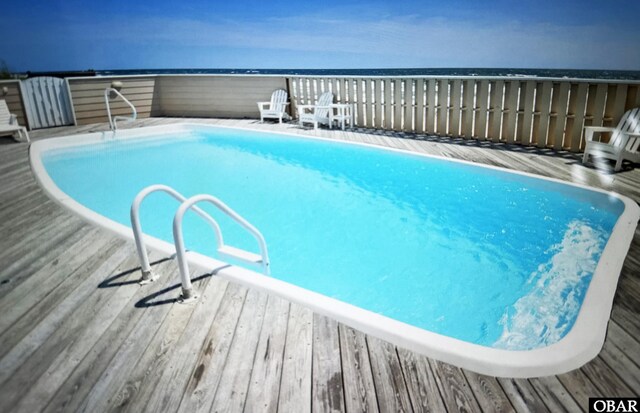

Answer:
[0,100,29,143]
[257,89,290,123]
[298,91,334,129]
[582,107,640,171]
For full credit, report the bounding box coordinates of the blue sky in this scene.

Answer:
[1,0,639,71]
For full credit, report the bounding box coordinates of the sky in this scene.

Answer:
[1,0,639,72]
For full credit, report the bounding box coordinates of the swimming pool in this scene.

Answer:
[30,124,639,377]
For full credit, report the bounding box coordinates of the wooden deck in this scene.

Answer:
[0,117,639,413]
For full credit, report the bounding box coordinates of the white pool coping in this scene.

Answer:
[29,123,640,378]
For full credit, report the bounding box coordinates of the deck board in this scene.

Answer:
[0,117,639,412]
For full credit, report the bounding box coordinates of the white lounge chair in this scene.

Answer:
[0,100,29,143]
[298,91,334,129]
[582,107,640,171]
[257,89,290,123]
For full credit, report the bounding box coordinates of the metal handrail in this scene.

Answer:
[104,88,137,131]
[173,194,270,301]
[130,185,223,284]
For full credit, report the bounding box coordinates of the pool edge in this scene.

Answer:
[28,122,640,378]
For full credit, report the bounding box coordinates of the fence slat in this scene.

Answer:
[415,79,425,133]
[449,80,462,137]
[37,78,52,127]
[488,80,504,142]
[568,83,589,151]
[365,79,374,128]
[404,78,413,132]
[461,80,475,138]
[373,79,382,129]
[394,79,403,132]
[475,80,490,139]
[502,81,520,143]
[354,80,363,127]
[426,79,437,134]
[533,81,553,148]
[551,82,571,150]
[47,77,61,126]
[383,79,392,130]
[587,83,608,129]
[518,81,536,145]
[631,84,640,107]
[437,79,448,135]
[609,84,628,124]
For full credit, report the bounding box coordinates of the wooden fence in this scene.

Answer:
[0,80,28,129]
[67,76,159,125]
[8,74,640,152]
[157,75,286,118]
[288,76,640,151]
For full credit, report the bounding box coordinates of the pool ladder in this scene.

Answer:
[131,184,270,302]
[104,87,137,131]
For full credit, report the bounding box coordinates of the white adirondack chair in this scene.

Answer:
[298,91,334,129]
[257,89,290,123]
[0,100,29,143]
[582,107,640,171]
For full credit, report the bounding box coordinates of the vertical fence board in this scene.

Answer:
[294,78,301,105]
[304,79,312,105]
[38,78,52,126]
[518,81,536,145]
[365,79,374,128]
[609,84,628,125]
[294,78,302,106]
[461,80,475,138]
[404,78,413,131]
[354,79,363,127]
[488,80,504,142]
[590,83,608,126]
[373,79,383,129]
[449,79,462,137]
[551,82,571,150]
[331,79,339,101]
[568,83,589,151]
[343,79,350,104]
[394,79,403,132]
[437,79,448,135]
[426,79,437,134]
[475,80,490,139]
[383,79,392,130]
[502,81,519,143]
[23,81,40,128]
[630,84,640,107]
[415,79,425,133]
[533,81,553,148]
[47,77,62,126]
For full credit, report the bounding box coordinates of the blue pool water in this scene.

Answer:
[42,127,624,350]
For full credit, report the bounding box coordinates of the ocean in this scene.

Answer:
[97,68,640,80]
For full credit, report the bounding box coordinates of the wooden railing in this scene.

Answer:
[287,76,640,151]
[20,74,640,152]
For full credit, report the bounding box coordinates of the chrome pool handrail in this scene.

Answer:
[173,194,270,302]
[130,184,223,284]
[104,87,137,131]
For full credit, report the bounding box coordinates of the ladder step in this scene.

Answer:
[218,245,263,264]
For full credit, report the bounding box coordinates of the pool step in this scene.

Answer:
[217,245,263,264]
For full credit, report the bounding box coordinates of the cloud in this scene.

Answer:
[3,11,639,69]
